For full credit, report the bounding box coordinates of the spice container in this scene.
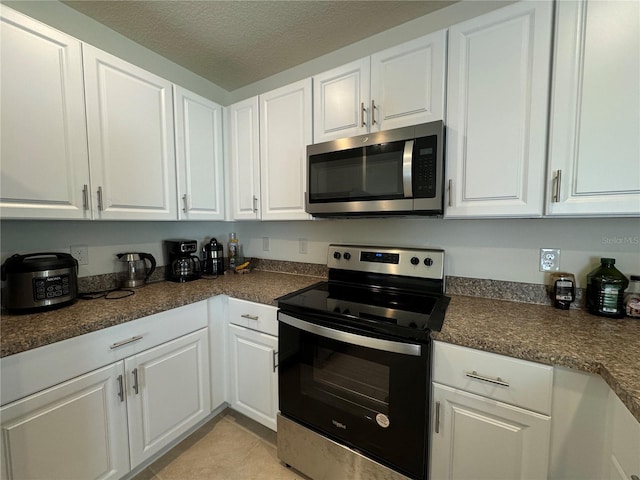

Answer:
[551,272,576,310]
[586,258,629,318]
[625,275,640,318]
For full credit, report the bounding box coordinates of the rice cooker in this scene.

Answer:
[1,252,78,313]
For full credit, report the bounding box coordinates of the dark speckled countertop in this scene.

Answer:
[1,270,639,422]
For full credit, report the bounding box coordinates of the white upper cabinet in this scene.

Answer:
[313,58,370,142]
[228,80,312,221]
[370,31,447,131]
[259,79,312,221]
[83,45,177,220]
[174,87,225,220]
[547,0,640,217]
[445,1,553,218]
[227,97,261,220]
[0,6,91,220]
[313,30,446,143]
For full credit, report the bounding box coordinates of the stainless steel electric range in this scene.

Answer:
[276,244,450,480]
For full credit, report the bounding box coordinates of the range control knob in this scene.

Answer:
[410,256,420,266]
[424,257,434,267]
[343,252,352,260]
[333,251,341,260]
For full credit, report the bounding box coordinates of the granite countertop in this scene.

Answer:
[1,270,639,422]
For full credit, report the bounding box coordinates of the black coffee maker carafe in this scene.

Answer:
[202,238,224,278]
[164,239,201,282]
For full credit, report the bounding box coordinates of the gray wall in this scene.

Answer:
[1,1,639,288]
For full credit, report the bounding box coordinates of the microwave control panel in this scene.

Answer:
[413,135,438,198]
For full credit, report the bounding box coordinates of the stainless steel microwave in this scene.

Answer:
[305,121,444,217]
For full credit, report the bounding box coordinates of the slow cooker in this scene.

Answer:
[1,252,78,313]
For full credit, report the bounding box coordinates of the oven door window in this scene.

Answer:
[308,140,407,202]
[279,319,429,479]
[304,344,390,419]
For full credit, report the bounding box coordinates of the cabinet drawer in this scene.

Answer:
[228,298,278,336]
[1,301,208,406]
[432,341,553,415]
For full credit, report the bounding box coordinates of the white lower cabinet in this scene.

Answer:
[0,362,129,480]
[125,328,211,468]
[431,383,552,480]
[605,389,640,480]
[430,341,553,480]
[0,309,210,480]
[227,298,278,431]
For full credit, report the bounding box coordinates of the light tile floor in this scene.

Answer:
[133,409,309,480]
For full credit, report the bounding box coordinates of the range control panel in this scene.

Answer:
[327,244,444,280]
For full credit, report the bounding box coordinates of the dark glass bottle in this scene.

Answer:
[586,258,629,318]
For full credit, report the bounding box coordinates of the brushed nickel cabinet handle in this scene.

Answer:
[552,170,562,203]
[182,193,189,212]
[252,195,258,213]
[110,335,143,350]
[435,401,441,433]
[361,102,367,127]
[117,374,124,402]
[97,186,104,211]
[447,179,453,207]
[273,350,278,372]
[241,314,259,321]
[371,99,377,125]
[465,370,510,388]
[82,184,89,211]
[132,368,139,394]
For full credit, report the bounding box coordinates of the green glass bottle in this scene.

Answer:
[586,258,629,318]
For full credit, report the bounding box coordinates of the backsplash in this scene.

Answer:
[78,258,584,309]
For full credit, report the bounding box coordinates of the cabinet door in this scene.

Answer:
[0,6,91,220]
[313,58,370,143]
[445,1,552,218]
[431,383,551,480]
[547,0,640,217]
[227,97,260,220]
[228,324,278,431]
[83,45,177,220]
[125,328,211,468]
[174,86,225,220]
[0,362,129,480]
[370,30,446,131]
[259,79,312,220]
[605,390,640,480]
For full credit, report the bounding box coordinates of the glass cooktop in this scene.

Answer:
[277,281,450,342]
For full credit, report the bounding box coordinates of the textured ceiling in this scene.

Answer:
[62,1,456,91]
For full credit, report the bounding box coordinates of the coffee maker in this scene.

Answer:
[202,238,224,278]
[164,239,201,282]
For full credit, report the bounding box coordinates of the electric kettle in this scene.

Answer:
[116,252,156,288]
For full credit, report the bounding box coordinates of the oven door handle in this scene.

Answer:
[278,312,422,356]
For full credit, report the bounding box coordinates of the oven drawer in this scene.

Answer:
[432,341,553,415]
[228,297,278,336]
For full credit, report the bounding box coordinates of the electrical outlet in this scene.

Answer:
[70,245,89,265]
[540,248,560,272]
[262,237,270,252]
[299,238,308,255]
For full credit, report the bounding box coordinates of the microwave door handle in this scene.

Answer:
[403,140,414,197]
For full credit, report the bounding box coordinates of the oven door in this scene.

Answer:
[278,311,430,480]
